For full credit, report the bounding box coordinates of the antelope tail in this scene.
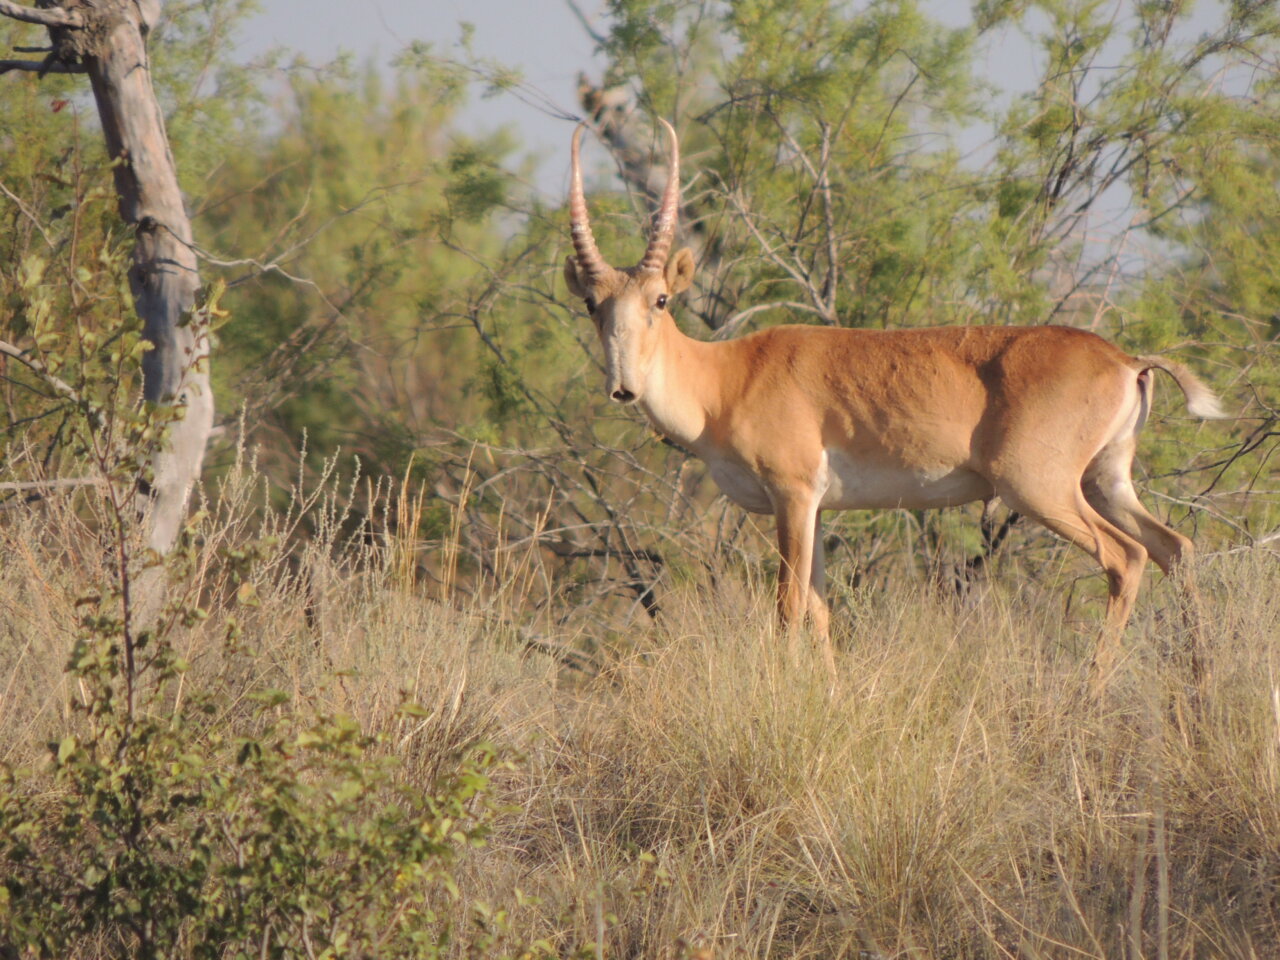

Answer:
[1135,356,1228,420]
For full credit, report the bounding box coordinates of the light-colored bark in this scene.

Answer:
[1,0,212,554]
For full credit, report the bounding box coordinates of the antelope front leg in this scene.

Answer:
[775,495,833,675]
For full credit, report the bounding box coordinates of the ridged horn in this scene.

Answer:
[568,123,610,285]
[637,117,681,275]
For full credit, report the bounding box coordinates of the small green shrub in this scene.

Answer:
[0,535,531,959]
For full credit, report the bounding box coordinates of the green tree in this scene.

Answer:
[197,60,523,477]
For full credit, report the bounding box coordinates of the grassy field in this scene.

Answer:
[2,468,1279,959]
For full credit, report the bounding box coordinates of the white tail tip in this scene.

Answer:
[1185,388,1228,420]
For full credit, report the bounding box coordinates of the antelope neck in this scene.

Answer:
[636,313,723,452]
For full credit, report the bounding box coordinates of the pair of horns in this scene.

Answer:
[569,117,680,284]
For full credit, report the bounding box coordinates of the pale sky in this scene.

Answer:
[234,0,1227,225]
[234,0,1054,196]
[238,0,606,197]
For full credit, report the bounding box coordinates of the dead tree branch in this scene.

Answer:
[0,57,84,73]
[0,0,83,28]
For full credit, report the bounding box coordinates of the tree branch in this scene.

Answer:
[0,477,104,492]
[0,57,85,74]
[0,339,80,402]
[726,187,822,300]
[816,121,838,324]
[564,0,608,46]
[0,0,83,28]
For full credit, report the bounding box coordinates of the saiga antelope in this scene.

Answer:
[563,119,1225,690]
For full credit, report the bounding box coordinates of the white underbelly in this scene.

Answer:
[702,449,992,515]
[819,449,992,510]
[706,458,774,513]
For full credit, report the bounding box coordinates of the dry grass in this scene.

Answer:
[2,469,1279,959]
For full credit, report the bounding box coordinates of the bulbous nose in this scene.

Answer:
[611,388,636,403]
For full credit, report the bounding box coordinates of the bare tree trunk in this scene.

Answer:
[1,0,212,554]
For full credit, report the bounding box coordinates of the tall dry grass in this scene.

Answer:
[2,460,1278,959]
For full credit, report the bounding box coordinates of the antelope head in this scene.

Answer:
[563,118,696,404]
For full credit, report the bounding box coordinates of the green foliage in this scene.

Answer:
[0,159,156,493]
[445,146,509,224]
[197,60,520,477]
[0,45,541,946]
[148,0,267,193]
[0,633,513,958]
[711,0,986,322]
[0,0,263,473]
[0,442,536,958]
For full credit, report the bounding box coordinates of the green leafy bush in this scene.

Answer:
[0,528,527,959]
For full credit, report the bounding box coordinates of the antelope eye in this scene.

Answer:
[655,294,668,310]
[584,297,596,315]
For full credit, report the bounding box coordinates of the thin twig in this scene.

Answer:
[712,300,828,339]
[726,188,818,297]
[1145,488,1255,540]
[564,0,609,46]
[0,339,79,402]
[766,121,839,322]
[0,477,104,491]
[1205,530,1280,557]
[0,180,56,248]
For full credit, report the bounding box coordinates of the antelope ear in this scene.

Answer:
[664,247,696,295]
[563,256,588,299]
